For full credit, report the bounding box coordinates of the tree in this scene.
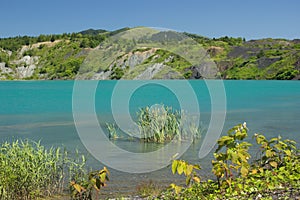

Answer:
[80,38,89,48]
[50,35,55,42]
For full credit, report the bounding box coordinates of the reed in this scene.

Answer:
[0,140,87,200]
[106,105,203,143]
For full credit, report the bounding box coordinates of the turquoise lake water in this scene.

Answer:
[0,80,299,195]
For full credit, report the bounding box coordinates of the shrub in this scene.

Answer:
[0,140,109,200]
[0,140,68,199]
[162,123,300,199]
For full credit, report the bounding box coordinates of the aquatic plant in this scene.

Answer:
[106,123,119,140]
[106,105,203,143]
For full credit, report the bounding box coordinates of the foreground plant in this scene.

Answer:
[70,167,109,200]
[0,140,67,199]
[170,159,201,196]
[160,123,300,199]
[0,140,109,200]
[212,122,251,190]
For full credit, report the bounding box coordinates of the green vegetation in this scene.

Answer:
[144,49,191,73]
[0,123,299,199]
[136,180,162,198]
[70,167,109,200]
[0,28,299,80]
[158,123,300,199]
[0,140,109,200]
[106,105,202,143]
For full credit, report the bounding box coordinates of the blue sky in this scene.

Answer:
[1,0,299,39]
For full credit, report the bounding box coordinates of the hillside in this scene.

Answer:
[0,27,299,80]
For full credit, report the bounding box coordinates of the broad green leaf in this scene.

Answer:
[277,174,284,180]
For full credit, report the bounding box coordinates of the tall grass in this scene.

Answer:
[0,140,86,200]
[107,105,203,143]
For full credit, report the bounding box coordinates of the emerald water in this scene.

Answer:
[0,80,300,195]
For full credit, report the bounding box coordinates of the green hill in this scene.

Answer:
[0,27,299,80]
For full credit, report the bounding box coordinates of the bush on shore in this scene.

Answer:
[161,123,300,199]
[0,140,109,200]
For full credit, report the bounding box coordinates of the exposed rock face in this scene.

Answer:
[0,62,13,79]
[14,55,39,66]
[16,65,36,78]
[257,57,281,69]
[14,56,38,78]
[110,48,156,70]
[208,46,224,57]
[134,63,164,79]
[0,55,39,79]
[90,71,112,80]
[189,61,219,79]
[126,51,153,69]
[0,63,13,73]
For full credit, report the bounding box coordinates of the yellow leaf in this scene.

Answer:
[172,160,178,174]
[270,161,278,168]
[251,169,258,174]
[240,166,248,177]
[284,150,291,156]
[73,183,84,193]
[186,164,194,176]
[90,178,96,184]
[104,166,110,175]
[183,162,187,176]
[100,172,107,182]
[175,185,182,194]
[226,179,231,186]
[170,183,182,194]
[177,163,183,175]
[192,176,200,183]
[193,164,201,170]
